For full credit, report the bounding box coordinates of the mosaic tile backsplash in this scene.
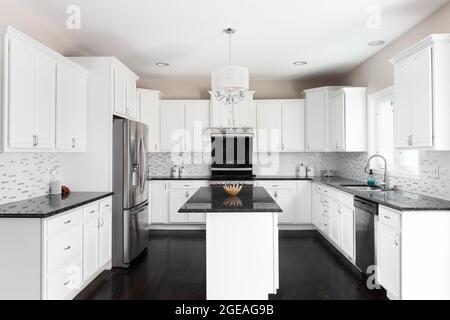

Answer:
[147,152,340,177]
[335,151,450,201]
[0,153,59,205]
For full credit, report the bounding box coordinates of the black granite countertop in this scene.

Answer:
[179,186,282,213]
[0,192,114,218]
[312,177,450,212]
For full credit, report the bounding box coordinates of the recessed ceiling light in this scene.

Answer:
[156,62,170,67]
[293,61,308,66]
[368,40,386,47]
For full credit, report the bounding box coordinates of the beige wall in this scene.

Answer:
[0,0,86,56]
[342,2,450,94]
[138,76,342,100]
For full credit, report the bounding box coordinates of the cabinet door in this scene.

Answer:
[169,190,189,223]
[83,218,99,281]
[160,101,186,152]
[114,64,127,116]
[312,188,323,229]
[99,211,112,266]
[330,93,345,151]
[330,199,341,245]
[306,91,327,151]
[56,62,87,151]
[7,37,35,149]
[410,47,433,148]
[394,60,412,148]
[235,99,257,128]
[139,90,161,152]
[126,75,138,119]
[34,51,56,150]
[150,182,168,224]
[341,204,354,260]
[377,223,400,298]
[296,181,311,223]
[256,101,282,152]
[272,189,296,224]
[282,100,305,152]
[185,101,210,152]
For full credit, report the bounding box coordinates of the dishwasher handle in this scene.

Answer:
[354,197,379,215]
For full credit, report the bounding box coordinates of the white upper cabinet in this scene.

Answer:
[138,89,161,152]
[256,99,305,152]
[1,27,89,153]
[56,61,88,152]
[160,101,186,152]
[256,100,282,152]
[113,60,139,120]
[210,91,255,128]
[305,87,338,151]
[185,100,210,152]
[329,88,367,152]
[390,35,450,150]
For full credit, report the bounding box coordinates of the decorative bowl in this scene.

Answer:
[223,184,243,196]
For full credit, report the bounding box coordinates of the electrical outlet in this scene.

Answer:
[429,165,440,179]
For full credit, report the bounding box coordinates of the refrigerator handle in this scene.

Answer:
[139,136,146,193]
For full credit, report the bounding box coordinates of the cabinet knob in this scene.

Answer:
[185,192,190,198]
[72,138,77,149]
[274,191,278,198]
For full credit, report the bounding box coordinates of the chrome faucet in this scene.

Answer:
[364,154,390,190]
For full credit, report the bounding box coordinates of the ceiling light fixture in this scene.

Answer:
[293,61,308,66]
[155,62,170,67]
[368,40,386,47]
[211,28,249,105]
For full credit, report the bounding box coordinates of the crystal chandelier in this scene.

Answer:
[211,28,249,105]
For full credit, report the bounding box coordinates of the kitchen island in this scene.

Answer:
[179,186,282,300]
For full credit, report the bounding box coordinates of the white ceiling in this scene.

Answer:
[17,0,448,80]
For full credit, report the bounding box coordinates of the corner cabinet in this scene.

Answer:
[390,34,450,150]
[0,26,88,153]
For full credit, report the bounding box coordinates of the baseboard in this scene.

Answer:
[149,224,206,230]
[278,224,315,230]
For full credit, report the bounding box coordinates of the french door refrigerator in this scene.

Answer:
[112,118,149,268]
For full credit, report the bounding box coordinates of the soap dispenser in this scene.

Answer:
[49,167,62,195]
[367,169,376,186]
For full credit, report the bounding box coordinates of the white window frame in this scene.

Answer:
[368,86,421,180]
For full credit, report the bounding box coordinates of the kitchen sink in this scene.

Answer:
[341,185,383,192]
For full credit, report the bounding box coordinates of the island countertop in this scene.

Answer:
[178,186,282,213]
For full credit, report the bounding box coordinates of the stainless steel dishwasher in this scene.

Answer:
[354,197,379,275]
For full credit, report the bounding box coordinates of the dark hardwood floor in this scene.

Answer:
[75,230,386,300]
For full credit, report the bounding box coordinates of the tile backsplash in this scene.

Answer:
[0,153,59,205]
[147,152,340,177]
[335,151,450,201]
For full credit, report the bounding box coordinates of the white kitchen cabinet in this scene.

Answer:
[160,101,186,152]
[282,100,305,152]
[295,180,311,223]
[126,74,138,119]
[377,221,400,299]
[83,216,99,281]
[256,101,282,152]
[185,100,210,152]
[150,181,169,224]
[138,89,161,152]
[169,190,191,223]
[390,35,450,150]
[330,198,341,246]
[341,204,354,260]
[329,88,367,152]
[256,99,305,152]
[210,91,255,128]
[56,61,88,152]
[98,207,112,267]
[113,63,127,116]
[312,184,324,229]
[271,189,296,224]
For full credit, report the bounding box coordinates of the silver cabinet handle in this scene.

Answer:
[394,234,399,246]
[100,217,104,227]
[185,192,190,198]
[274,191,278,198]
[90,210,95,214]
[104,204,110,208]
[64,280,71,286]
[384,215,390,220]
[64,220,71,225]
[32,134,37,147]
[64,245,71,251]
[72,138,76,149]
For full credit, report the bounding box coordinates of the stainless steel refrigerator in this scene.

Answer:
[112,118,149,268]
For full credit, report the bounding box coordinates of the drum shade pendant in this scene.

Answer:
[211,28,249,105]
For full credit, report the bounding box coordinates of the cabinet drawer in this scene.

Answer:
[83,203,99,221]
[46,258,82,300]
[170,181,208,190]
[379,207,401,230]
[257,181,297,190]
[47,209,82,237]
[47,225,82,275]
[99,198,112,213]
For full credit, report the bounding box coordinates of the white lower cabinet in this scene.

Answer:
[41,196,112,300]
[377,221,400,299]
[169,190,190,223]
[341,204,355,260]
[270,188,296,223]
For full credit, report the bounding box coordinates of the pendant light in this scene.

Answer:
[211,28,249,105]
